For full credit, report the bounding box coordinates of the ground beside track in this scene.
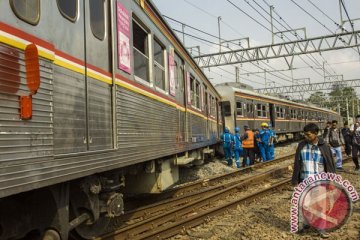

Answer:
[171,160,360,240]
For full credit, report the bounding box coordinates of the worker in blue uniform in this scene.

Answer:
[221,127,233,166]
[232,127,243,168]
[259,122,271,161]
[268,123,276,160]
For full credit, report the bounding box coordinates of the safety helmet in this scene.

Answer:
[261,122,268,127]
[224,127,229,133]
[235,127,240,132]
[243,125,250,130]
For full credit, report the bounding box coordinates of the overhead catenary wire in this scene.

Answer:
[256,0,338,77]
[168,16,294,85]
[226,0,330,79]
[171,27,265,85]
[176,0,297,84]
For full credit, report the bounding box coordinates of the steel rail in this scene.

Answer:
[99,167,291,240]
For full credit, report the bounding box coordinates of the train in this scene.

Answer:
[216,82,341,140]
[0,1,342,240]
[0,1,221,239]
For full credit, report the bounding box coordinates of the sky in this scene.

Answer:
[152,0,360,99]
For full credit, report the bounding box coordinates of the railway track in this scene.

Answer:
[97,154,295,240]
[95,153,352,240]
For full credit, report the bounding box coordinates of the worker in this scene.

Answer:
[221,127,233,166]
[232,127,243,168]
[259,122,271,161]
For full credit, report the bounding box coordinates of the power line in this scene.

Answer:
[225,0,272,32]
[168,15,295,84]
[261,0,339,76]
[177,0,297,84]
[228,0,330,79]
[172,27,265,85]
[289,0,334,33]
[307,0,346,31]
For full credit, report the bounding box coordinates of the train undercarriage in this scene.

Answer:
[0,147,214,240]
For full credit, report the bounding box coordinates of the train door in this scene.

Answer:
[84,0,113,151]
[53,1,88,154]
[205,87,210,140]
[269,103,275,128]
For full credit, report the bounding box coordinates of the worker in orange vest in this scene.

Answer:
[241,125,255,166]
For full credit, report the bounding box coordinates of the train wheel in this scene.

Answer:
[69,181,113,239]
[71,213,110,239]
[42,229,61,240]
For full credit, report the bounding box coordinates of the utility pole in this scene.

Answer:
[182,24,185,45]
[270,5,274,44]
[218,16,222,53]
[339,0,344,32]
[235,66,240,83]
[358,99,360,114]
[337,103,341,115]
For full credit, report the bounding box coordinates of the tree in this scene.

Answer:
[306,87,360,122]
[307,91,328,107]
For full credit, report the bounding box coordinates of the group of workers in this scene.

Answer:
[221,122,276,168]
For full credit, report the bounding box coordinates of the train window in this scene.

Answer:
[256,104,262,117]
[205,91,208,114]
[154,38,166,90]
[10,0,40,25]
[174,52,184,92]
[246,103,253,113]
[236,101,243,116]
[221,101,231,117]
[57,0,78,22]
[190,76,195,104]
[195,81,200,109]
[210,96,216,116]
[133,19,149,82]
[276,106,285,118]
[262,105,267,117]
[89,0,105,40]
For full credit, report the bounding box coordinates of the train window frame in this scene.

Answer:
[221,101,231,117]
[210,95,216,117]
[57,0,78,22]
[174,52,184,92]
[89,0,106,40]
[153,37,167,92]
[194,80,201,109]
[133,17,150,84]
[276,106,285,119]
[10,0,40,25]
[261,105,267,117]
[236,101,244,117]
[246,103,253,114]
[190,75,195,105]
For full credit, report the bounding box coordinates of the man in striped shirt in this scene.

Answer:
[292,123,336,184]
[291,123,336,238]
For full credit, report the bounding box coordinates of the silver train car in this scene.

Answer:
[216,83,341,140]
[0,1,222,239]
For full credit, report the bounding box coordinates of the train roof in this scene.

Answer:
[215,83,339,115]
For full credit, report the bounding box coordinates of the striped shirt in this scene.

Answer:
[300,142,325,181]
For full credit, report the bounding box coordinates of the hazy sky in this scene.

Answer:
[153,0,360,99]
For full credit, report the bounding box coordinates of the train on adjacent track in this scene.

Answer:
[216,82,341,140]
[0,1,341,240]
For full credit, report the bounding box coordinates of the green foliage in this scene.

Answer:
[306,87,359,120]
